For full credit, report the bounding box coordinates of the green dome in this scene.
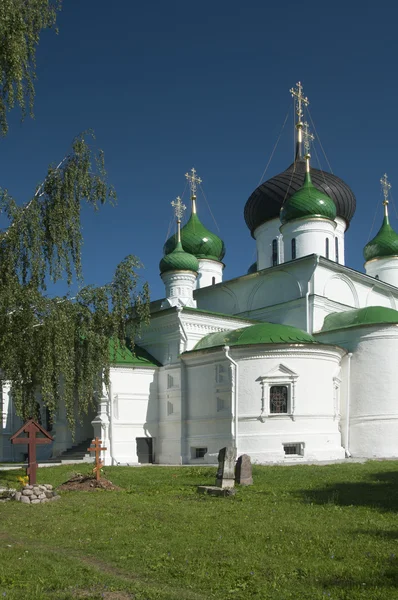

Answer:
[164,212,225,262]
[193,322,315,351]
[320,306,398,333]
[159,241,199,275]
[363,214,398,262]
[280,171,337,225]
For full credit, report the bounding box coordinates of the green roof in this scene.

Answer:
[110,338,161,367]
[319,306,398,333]
[159,241,199,274]
[192,322,315,351]
[363,214,398,262]
[280,171,336,225]
[164,212,225,262]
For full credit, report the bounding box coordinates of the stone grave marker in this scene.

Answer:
[235,454,253,486]
[197,446,237,497]
[216,446,236,488]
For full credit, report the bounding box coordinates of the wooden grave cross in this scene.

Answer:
[10,419,54,485]
[87,437,107,481]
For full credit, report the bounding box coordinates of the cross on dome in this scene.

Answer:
[185,168,202,197]
[303,121,315,157]
[380,173,391,206]
[290,81,309,122]
[171,196,186,221]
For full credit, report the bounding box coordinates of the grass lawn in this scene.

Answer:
[1,461,398,599]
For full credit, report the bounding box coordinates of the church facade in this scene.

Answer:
[3,82,398,465]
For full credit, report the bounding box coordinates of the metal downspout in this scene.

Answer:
[223,346,238,451]
[345,353,352,458]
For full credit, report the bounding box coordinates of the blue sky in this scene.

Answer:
[2,0,398,300]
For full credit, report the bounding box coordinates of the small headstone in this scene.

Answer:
[216,446,236,488]
[235,454,253,486]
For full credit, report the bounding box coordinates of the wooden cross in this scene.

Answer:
[87,437,107,481]
[10,419,54,485]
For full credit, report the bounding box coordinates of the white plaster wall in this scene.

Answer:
[253,218,283,270]
[161,270,197,308]
[197,259,223,288]
[183,345,345,464]
[335,217,346,266]
[109,366,158,465]
[365,257,398,288]
[156,365,183,464]
[315,326,398,458]
[0,383,24,462]
[281,218,336,262]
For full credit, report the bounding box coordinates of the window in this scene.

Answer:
[272,238,278,267]
[325,238,329,259]
[167,374,174,389]
[375,274,379,280]
[270,385,288,414]
[212,276,216,285]
[283,443,304,457]
[335,237,339,263]
[215,364,226,384]
[167,401,174,416]
[191,447,207,459]
[291,238,296,260]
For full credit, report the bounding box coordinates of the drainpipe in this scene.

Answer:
[345,353,352,458]
[223,346,238,452]
[108,381,116,466]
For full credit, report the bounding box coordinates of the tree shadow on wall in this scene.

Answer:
[299,469,398,512]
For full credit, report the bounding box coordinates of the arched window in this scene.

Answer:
[375,274,379,280]
[335,237,339,263]
[270,386,288,414]
[291,238,296,260]
[325,238,329,259]
[212,276,216,285]
[272,239,278,266]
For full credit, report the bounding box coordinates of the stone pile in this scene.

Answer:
[14,484,60,504]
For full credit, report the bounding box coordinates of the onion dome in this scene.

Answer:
[164,212,225,262]
[159,241,199,275]
[247,261,257,274]
[244,159,356,236]
[192,322,315,351]
[363,214,398,262]
[280,170,336,225]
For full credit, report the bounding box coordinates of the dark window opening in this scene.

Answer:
[291,238,296,260]
[212,276,216,285]
[325,238,329,259]
[272,239,278,266]
[270,385,288,414]
[335,237,339,263]
[283,443,303,456]
[192,447,207,459]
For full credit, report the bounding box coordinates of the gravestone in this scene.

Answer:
[216,446,236,488]
[10,419,53,485]
[235,454,253,486]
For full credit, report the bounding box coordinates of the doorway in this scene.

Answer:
[136,437,153,463]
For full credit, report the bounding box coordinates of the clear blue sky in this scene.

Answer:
[2,0,398,301]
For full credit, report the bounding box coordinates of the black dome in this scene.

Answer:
[244,159,356,236]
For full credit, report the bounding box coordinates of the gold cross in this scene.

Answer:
[380,173,391,206]
[303,121,315,156]
[290,81,309,121]
[171,196,186,220]
[185,168,202,197]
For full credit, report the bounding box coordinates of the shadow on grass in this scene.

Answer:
[299,470,398,512]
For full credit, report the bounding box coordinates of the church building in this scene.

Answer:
[3,82,398,465]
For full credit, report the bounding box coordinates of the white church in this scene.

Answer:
[3,82,398,466]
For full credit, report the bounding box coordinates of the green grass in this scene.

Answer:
[1,461,398,599]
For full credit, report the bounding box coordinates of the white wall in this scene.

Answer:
[315,325,398,458]
[197,259,223,288]
[281,218,336,262]
[365,256,398,288]
[183,345,345,464]
[108,366,158,465]
[254,218,283,270]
